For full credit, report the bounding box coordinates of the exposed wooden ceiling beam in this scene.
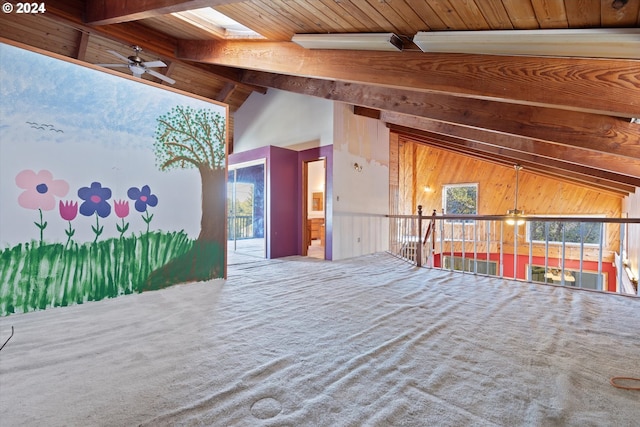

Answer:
[393,128,633,196]
[85,1,240,25]
[378,109,640,180]
[241,70,640,159]
[205,66,267,94]
[178,39,640,118]
[390,125,637,194]
[75,31,90,61]
[215,82,237,103]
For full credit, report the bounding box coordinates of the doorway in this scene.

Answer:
[227,160,266,258]
[304,159,326,259]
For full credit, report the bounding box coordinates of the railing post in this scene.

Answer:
[417,205,423,267]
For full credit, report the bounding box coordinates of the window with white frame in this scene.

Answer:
[526,216,604,246]
[442,183,478,220]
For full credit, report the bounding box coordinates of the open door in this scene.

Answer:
[303,159,326,259]
[227,160,266,258]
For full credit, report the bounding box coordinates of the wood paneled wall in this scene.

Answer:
[396,136,622,218]
[392,134,624,261]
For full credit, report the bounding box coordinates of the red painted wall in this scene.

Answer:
[433,252,617,291]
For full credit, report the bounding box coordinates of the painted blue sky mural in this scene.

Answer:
[0,42,221,147]
[0,41,227,246]
[0,41,228,315]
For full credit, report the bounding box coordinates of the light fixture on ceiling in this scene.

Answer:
[292,33,402,51]
[506,164,525,226]
[413,28,640,59]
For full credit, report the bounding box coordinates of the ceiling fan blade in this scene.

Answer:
[96,63,129,68]
[142,60,167,68]
[146,69,176,85]
[107,50,132,63]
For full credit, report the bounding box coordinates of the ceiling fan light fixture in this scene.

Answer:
[96,47,176,85]
[129,64,146,75]
[506,165,525,226]
[506,209,526,226]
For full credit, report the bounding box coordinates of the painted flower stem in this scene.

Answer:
[142,210,154,234]
[91,212,104,243]
[65,221,75,246]
[33,208,47,243]
[117,218,129,239]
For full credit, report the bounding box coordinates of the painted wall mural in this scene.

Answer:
[0,42,227,316]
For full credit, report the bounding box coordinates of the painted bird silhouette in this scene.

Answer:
[26,121,64,133]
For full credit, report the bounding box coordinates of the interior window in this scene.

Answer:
[442,183,478,221]
[527,218,603,245]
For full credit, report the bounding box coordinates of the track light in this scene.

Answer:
[413,28,640,59]
[292,33,402,51]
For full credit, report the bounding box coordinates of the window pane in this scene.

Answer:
[530,221,602,244]
[444,185,477,215]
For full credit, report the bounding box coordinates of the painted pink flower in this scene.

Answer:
[59,200,78,246]
[16,169,69,211]
[114,200,130,238]
[114,200,129,218]
[59,200,78,221]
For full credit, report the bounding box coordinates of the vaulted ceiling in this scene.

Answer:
[1,0,639,196]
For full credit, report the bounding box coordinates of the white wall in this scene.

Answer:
[332,103,389,260]
[233,91,390,260]
[622,189,640,287]
[233,88,333,153]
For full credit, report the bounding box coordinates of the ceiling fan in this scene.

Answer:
[97,46,176,85]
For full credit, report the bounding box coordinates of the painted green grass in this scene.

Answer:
[0,231,195,316]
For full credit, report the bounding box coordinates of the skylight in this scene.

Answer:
[172,7,264,39]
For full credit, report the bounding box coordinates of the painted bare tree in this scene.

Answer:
[146,105,227,288]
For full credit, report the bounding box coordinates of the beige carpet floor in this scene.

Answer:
[1,252,639,426]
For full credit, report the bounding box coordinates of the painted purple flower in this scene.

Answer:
[16,169,69,211]
[59,200,78,221]
[78,182,111,243]
[127,185,158,213]
[78,182,112,218]
[128,185,158,233]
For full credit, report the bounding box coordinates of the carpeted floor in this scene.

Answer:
[1,252,639,426]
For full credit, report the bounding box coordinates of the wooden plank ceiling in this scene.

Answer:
[1,0,639,196]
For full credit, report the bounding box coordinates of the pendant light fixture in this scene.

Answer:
[506,164,525,226]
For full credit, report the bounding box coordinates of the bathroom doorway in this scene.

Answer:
[303,159,326,259]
